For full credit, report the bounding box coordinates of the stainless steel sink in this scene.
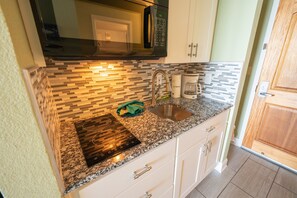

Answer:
[149,104,193,121]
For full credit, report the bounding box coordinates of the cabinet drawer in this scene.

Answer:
[177,124,207,155]
[78,139,176,198]
[177,110,228,155]
[116,160,175,198]
[202,110,229,134]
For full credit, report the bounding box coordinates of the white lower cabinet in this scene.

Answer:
[116,160,174,198]
[66,110,229,198]
[173,111,228,198]
[74,139,176,198]
[203,126,225,177]
[174,139,206,198]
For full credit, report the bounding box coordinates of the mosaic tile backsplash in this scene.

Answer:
[26,60,241,184]
[45,60,242,122]
[26,67,62,175]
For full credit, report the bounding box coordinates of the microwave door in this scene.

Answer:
[144,6,154,48]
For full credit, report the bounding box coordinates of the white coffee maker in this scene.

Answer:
[182,74,202,99]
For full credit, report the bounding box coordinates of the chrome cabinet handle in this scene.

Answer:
[259,92,275,97]
[203,144,208,156]
[188,43,193,57]
[145,192,152,198]
[208,141,212,153]
[193,43,198,57]
[206,126,215,133]
[134,165,152,179]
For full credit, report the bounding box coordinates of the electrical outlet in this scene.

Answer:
[157,74,162,86]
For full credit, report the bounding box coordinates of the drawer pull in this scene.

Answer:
[208,141,213,153]
[206,126,215,133]
[193,43,198,57]
[145,192,152,198]
[188,43,193,57]
[203,144,208,156]
[134,165,152,179]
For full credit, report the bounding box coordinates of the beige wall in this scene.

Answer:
[210,0,263,162]
[0,1,60,197]
[211,0,261,62]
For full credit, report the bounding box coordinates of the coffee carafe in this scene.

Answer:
[182,74,202,99]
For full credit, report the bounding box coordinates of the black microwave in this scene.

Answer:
[29,0,168,60]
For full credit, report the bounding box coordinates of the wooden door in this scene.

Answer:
[243,0,297,170]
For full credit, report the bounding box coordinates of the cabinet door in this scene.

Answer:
[165,0,193,63]
[191,0,218,62]
[174,139,206,198]
[204,127,224,176]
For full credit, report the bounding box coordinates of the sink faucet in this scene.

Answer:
[151,69,171,106]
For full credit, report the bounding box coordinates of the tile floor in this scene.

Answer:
[187,144,297,198]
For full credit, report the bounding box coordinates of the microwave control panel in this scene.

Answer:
[155,18,167,47]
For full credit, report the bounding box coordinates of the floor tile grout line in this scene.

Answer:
[187,187,206,198]
[271,167,297,196]
[272,167,280,183]
[230,181,255,198]
[195,188,206,198]
[235,152,251,173]
[196,146,297,198]
[231,147,297,198]
[196,188,206,198]
[237,155,277,198]
[273,181,297,196]
[242,146,297,175]
[216,156,251,198]
[263,168,278,198]
[248,155,279,173]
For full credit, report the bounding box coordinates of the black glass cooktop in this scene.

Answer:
[74,114,141,167]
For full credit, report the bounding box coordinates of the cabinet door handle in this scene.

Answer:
[206,126,215,133]
[134,165,152,179]
[145,192,152,198]
[203,144,208,156]
[188,43,193,57]
[193,43,198,57]
[208,141,213,153]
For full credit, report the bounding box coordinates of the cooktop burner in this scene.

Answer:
[74,114,141,167]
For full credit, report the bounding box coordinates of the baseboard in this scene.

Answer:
[215,159,228,173]
[232,137,242,147]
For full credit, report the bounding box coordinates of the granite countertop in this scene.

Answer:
[60,97,232,194]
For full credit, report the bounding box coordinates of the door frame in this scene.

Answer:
[234,0,280,147]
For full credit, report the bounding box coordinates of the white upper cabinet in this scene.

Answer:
[165,0,218,63]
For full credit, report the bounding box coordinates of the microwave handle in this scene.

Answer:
[144,6,154,48]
